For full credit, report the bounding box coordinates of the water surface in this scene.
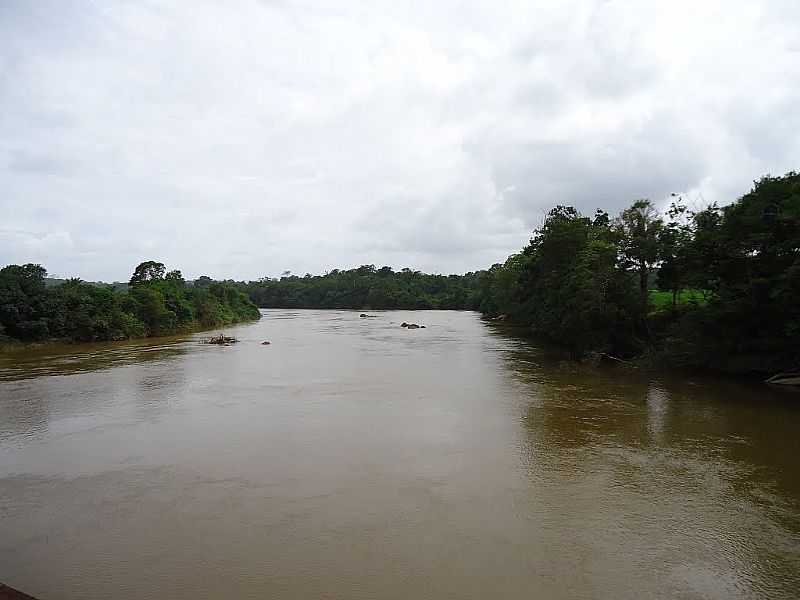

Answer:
[1,310,799,599]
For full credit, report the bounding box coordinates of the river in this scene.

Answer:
[1,310,798,599]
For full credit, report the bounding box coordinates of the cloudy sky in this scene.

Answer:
[1,0,798,281]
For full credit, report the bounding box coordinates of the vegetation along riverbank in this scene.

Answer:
[0,261,259,347]
[476,172,798,376]
[2,172,797,378]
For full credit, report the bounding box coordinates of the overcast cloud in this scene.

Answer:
[1,0,798,281]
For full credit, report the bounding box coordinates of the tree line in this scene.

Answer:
[0,260,260,343]
[243,266,483,311]
[2,171,797,375]
[476,172,799,374]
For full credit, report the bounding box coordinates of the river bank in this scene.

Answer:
[483,317,800,387]
[0,315,260,354]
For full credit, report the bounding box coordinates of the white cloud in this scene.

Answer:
[1,0,798,280]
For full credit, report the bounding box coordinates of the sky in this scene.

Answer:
[1,1,798,281]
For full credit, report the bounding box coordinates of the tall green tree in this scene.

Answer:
[129,261,166,286]
[0,263,50,340]
[657,201,693,310]
[617,200,663,310]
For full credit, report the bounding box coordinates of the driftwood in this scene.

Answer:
[202,334,238,345]
[599,352,636,366]
[765,372,800,386]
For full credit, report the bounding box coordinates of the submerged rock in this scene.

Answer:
[406,323,420,329]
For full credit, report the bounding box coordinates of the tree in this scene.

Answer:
[129,261,166,286]
[706,173,799,370]
[481,205,643,357]
[0,264,50,340]
[128,286,175,335]
[194,275,214,288]
[657,201,693,310]
[617,200,663,309]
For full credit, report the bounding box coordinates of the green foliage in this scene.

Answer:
[48,279,146,341]
[244,266,483,311]
[660,172,800,373]
[129,261,166,286]
[0,261,260,344]
[195,283,261,327]
[656,202,694,308]
[617,199,664,308]
[648,289,707,311]
[479,171,800,373]
[0,264,50,340]
[480,205,643,356]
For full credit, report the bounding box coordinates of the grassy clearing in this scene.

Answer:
[649,289,709,310]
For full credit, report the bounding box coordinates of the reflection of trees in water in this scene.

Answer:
[484,323,798,509]
[489,320,799,465]
[496,330,798,461]
[0,339,192,445]
[0,338,190,382]
[493,330,800,594]
[494,336,654,452]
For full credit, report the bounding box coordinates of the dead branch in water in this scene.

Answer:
[599,352,636,366]
[201,334,238,345]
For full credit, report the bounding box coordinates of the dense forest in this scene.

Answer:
[244,267,483,310]
[2,172,797,376]
[0,261,259,344]
[477,172,799,374]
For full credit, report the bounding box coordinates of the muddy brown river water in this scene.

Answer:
[1,309,799,599]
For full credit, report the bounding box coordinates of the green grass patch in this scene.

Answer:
[649,289,709,310]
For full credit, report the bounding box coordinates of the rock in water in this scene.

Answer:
[261,341,271,345]
[203,334,238,345]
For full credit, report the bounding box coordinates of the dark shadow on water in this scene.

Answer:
[0,336,192,382]
[483,321,800,597]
